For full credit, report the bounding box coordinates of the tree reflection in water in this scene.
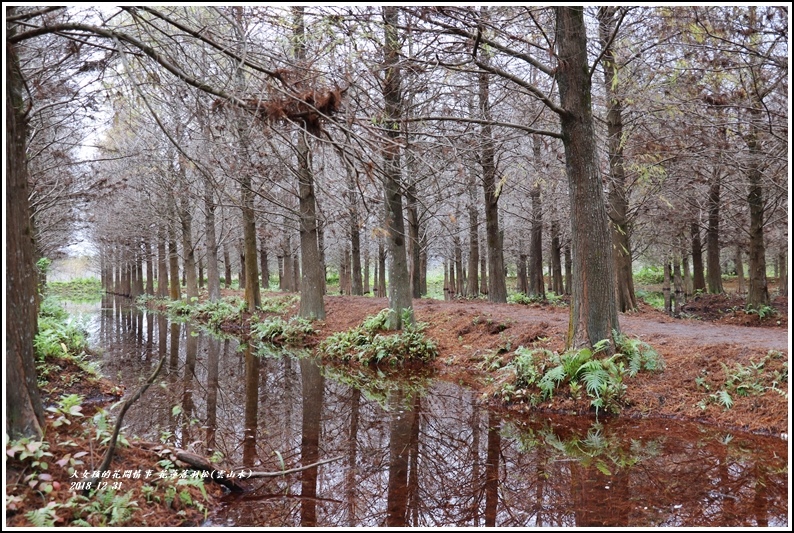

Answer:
[87,306,788,528]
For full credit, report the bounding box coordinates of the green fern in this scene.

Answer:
[26,505,58,527]
[713,390,734,410]
[539,365,567,398]
[579,360,610,399]
[561,348,592,379]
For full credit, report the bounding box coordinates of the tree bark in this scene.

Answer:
[735,244,746,295]
[223,242,232,289]
[477,17,507,303]
[203,172,220,302]
[691,222,706,292]
[745,107,770,308]
[292,7,326,319]
[598,6,637,313]
[259,241,269,291]
[466,168,480,297]
[528,180,545,299]
[145,239,154,295]
[706,167,723,294]
[556,7,620,350]
[663,258,672,316]
[550,219,564,294]
[382,6,413,329]
[179,190,198,300]
[6,15,45,437]
[168,227,181,300]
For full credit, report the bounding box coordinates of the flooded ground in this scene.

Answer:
[82,297,788,527]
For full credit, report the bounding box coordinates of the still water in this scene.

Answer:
[79,296,788,527]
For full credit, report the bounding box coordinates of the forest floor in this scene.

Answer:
[6,283,789,527]
[291,289,789,437]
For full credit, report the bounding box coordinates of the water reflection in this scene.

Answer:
[84,298,788,528]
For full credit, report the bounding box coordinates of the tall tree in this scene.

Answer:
[381,6,414,329]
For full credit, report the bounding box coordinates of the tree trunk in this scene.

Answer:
[480,239,488,296]
[564,243,572,295]
[295,128,326,318]
[198,259,204,289]
[556,6,620,349]
[477,24,507,303]
[550,219,564,294]
[145,239,154,295]
[454,236,465,296]
[223,242,232,289]
[673,254,684,316]
[6,17,45,437]
[203,174,220,302]
[157,228,168,298]
[381,6,413,329]
[682,253,693,299]
[363,246,370,294]
[405,150,422,299]
[691,222,706,292]
[293,254,301,294]
[706,167,723,293]
[777,249,787,296]
[598,6,637,313]
[466,169,480,297]
[169,228,181,300]
[277,254,285,291]
[259,242,269,291]
[528,180,545,299]
[735,244,746,295]
[292,8,326,319]
[239,240,246,290]
[179,192,198,300]
[517,251,528,295]
[745,107,770,308]
[663,259,672,316]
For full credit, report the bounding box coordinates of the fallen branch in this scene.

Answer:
[83,353,166,495]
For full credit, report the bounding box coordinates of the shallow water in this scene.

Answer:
[82,297,788,527]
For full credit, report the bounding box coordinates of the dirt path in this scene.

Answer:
[317,295,789,437]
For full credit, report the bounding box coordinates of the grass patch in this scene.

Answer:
[45,278,103,302]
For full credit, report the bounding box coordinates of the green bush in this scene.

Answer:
[634,266,664,285]
[251,316,314,346]
[320,309,437,366]
[499,333,663,414]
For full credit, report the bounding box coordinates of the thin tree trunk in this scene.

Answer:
[529,179,545,299]
[260,242,269,291]
[168,228,181,301]
[551,219,564,294]
[706,167,723,294]
[663,258,672,316]
[197,120,220,302]
[454,236,465,296]
[673,254,684,315]
[777,249,787,296]
[735,244,746,295]
[145,239,154,295]
[691,222,706,292]
[599,6,637,312]
[480,237,488,295]
[223,242,232,289]
[682,253,693,299]
[466,168,480,297]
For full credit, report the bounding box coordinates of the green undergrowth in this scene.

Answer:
[320,309,438,367]
[250,316,315,347]
[507,291,567,307]
[45,278,104,302]
[35,296,102,391]
[495,331,665,415]
[695,350,788,411]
